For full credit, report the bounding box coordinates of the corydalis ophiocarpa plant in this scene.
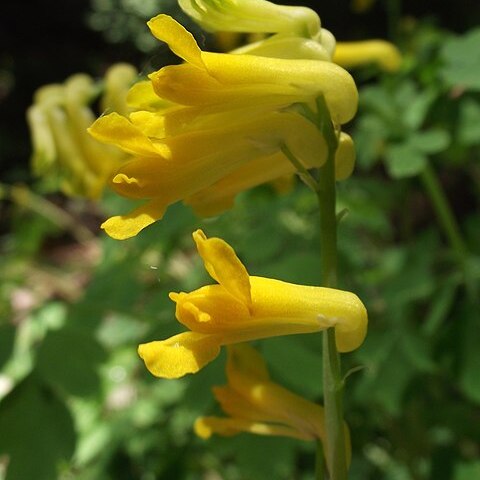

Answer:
[137,230,368,379]
[27,63,137,199]
[88,13,358,239]
[195,344,351,470]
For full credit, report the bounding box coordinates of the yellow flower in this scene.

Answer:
[179,0,336,61]
[179,0,320,37]
[195,344,351,472]
[195,344,328,440]
[138,230,367,379]
[178,0,400,72]
[146,15,357,126]
[184,132,356,217]
[89,107,327,239]
[27,63,137,198]
[87,14,358,239]
[334,40,402,72]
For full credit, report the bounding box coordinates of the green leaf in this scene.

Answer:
[37,327,107,397]
[458,97,480,146]
[422,280,458,336]
[454,461,480,480]
[399,329,435,373]
[403,89,437,130]
[409,129,451,154]
[441,28,480,91]
[384,143,427,178]
[262,336,322,397]
[353,332,413,415]
[354,114,390,169]
[0,324,15,369]
[258,251,321,285]
[0,374,75,480]
[233,435,297,479]
[459,300,480,403]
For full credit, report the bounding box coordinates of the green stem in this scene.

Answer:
[315,97,348,480]
[419,163,477,299]
[419,162,467,262]
[286,96,349,478]
[281,144,319,192]
[4,183,95,244]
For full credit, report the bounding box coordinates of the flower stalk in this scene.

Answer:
[316,95,347,480]
[284,95,349,479]
[419,162,467,262]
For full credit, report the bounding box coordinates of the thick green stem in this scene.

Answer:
[316,160,348,480]
[315,96,348,480]
[286,96,349,479]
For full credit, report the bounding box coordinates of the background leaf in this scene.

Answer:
[0,374,76,480]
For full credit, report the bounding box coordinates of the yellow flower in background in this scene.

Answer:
[351,0,377,14]
[334,40,402,72]
[138,230,367,379]
[27,63,137,199]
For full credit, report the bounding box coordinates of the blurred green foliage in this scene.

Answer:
[1,1,480,480]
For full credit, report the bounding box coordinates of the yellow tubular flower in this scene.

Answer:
[179,0,335,61]
[178,0,320,37]
[138,230,367,379]
[184,132,356,217]
[89,109,327,239]
[195,344,352,472]
[146,15,358,126]
[334,40,402,72]
[230,33,334,61]
[27,64,137,198]
[100,63,138,116]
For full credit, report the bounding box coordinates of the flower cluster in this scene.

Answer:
[88,2,361,239]
[27,63,137,198]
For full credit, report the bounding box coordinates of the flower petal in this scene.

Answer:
[147,14,205,69]
[178,0,320,37]
[226,344,325,439]
[194,416,312,440]
[88,112,167,157]
[138,332,221,379]
[249,277,368,352]
[226,344,270,382]
[193,230,252,307]
[101,198,166,240]
[201,52,358,124]
[126,80,171,111]
[335,132,356,181]
[333,40,402,72]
